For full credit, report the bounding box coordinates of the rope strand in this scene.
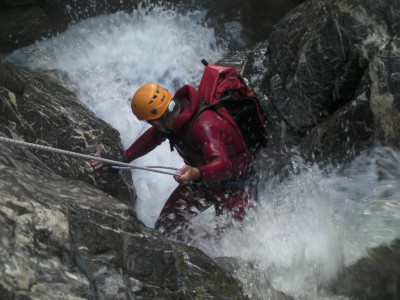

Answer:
[0,136,178,176]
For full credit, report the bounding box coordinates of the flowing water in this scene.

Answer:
[6,5,400,299]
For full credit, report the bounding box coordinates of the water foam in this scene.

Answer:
[187,152,400,298]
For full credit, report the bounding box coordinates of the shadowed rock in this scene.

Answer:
[330,239,400,299]
[0,59,135,206]
[0,0,305,54]
[240,0,400,173]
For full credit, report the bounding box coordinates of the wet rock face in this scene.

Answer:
[247,0,400,167]
[0,59,135,206]
[330,239,400,299]
[201,0,305,50]
[0,0,140,54]
[0,60,247,299]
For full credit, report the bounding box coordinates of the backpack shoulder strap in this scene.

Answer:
[183,97,244,154]
[184,103,216,153]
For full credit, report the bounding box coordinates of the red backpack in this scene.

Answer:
[187,59,268,156]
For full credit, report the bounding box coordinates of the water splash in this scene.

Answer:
[325,147,400,265]
[187,151,400,299]
[195,162,344,298]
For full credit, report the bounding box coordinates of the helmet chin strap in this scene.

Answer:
[160,100,181,132]
[160,118,174,133]
[158,123,172,134]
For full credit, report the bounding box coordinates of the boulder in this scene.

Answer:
[241,0,400,172]
[0,59,134,206]
[330,239,400,299]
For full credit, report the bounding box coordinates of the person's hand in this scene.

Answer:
[90,152,125,173]
[90,152,103,170]
[174,165,201,184]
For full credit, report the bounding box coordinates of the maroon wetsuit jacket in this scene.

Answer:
[123,85,253,183]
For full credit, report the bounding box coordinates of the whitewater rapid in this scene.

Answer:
[6,5,400,299]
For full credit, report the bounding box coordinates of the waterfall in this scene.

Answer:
[6,5,400,299]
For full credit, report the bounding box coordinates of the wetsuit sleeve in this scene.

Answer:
[190,121,234,182]
[123,127,167,162]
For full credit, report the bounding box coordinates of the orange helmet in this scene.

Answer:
[131,83,173,120]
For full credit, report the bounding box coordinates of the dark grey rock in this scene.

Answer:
[330,239,400,299]
[243,0,400,171]
[0,59,135,206]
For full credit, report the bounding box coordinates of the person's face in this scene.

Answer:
[147,99,180,132]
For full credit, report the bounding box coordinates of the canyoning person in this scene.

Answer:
[91,82,259,236]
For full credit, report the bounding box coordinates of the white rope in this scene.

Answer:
[0,136,179,176]
[113,165,179,171]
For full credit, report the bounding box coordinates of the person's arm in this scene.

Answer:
[124,127,167,162]
[90,127,167,172]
